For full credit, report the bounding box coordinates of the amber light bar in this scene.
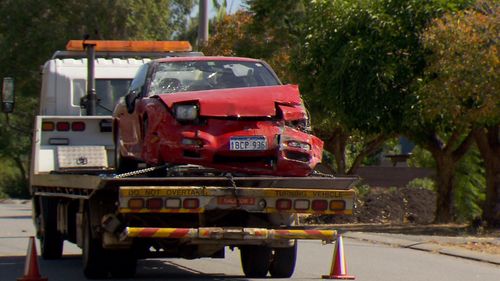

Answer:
[66,40,193,52]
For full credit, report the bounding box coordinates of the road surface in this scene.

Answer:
[0,200,498,281]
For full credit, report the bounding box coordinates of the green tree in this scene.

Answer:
[201,1,305,83]
[454,147,485,222]
[295,0,478,222]
[0,0,195,197]
[294,0,468,175]
[417,0,499,223]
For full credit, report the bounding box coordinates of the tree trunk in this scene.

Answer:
[483,158,500,225]
[331,130,348,175]
[474,126,500,226]
[12,156,28,183]
[347,134,388,175]
[316,127,348,175]
[433,153,456,223]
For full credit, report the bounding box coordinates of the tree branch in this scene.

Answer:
[419,131,443,156]
[474,127,493,156]
[347,133,388,174]
[4,114,32,134]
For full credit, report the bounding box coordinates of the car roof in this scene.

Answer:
[152,56,263,63]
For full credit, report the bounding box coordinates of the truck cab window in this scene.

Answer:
[95,79,131,115]
[73,79,132,115]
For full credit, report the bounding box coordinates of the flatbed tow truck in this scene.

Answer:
[1,40,358,279]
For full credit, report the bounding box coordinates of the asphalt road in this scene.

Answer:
[0,201,498,281]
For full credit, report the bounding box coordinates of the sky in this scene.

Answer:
[191,0,245,18]
[221,0,244,14]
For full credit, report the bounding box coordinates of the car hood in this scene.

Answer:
[156,85,303,117]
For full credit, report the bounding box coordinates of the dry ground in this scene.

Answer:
[303,186,500,255]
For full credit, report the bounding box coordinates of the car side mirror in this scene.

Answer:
[1,77,15,113]
[125,90,138,113]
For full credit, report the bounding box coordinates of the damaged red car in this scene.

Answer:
[113,56,323,176]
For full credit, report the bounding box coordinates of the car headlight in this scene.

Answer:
[174,104,198,121]
[286,140,311,151]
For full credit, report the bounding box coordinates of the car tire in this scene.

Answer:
[269,243,298,278]
[240,245,272,278]
[39,197,64,260]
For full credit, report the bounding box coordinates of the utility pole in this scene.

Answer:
[198,0,209,47]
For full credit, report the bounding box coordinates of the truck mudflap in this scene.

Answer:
[122,227,337,242]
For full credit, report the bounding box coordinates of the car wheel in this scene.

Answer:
[240,245,272,278]
[269,242,297,278]
[39,197,64,260]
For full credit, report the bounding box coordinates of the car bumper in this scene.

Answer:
[150,119,323,176]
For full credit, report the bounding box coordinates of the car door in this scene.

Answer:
[116,63,150,158]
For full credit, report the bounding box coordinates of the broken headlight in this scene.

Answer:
[174,104,198,121]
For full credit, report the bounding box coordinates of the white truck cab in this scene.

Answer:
[40,57,147,116]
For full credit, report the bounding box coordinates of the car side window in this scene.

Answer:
[128,63,149,96]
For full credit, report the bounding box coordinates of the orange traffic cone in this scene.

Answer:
[17,236,48,281]
[322,235,355,279]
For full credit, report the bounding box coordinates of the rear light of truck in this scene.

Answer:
[294,199,310,211]
[128,198,144,209]
[42,121,86,132]
[122,197,346,213]
[42,122,55,131]
[330,200,346,211]
[183,198,200,209]
[56,122,70,131]
[71,121,86,131]
[146,198,163,210]
[276,199,292,210]
[165,198,181,209]
[311,200,328,211]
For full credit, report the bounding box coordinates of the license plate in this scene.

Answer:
[229,136,267,151]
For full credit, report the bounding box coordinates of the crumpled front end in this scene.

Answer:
[144,85,323,176]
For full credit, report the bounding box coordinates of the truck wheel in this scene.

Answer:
[240,245,271,278]
[40,197,63,260]
[109,250,137,278]
[82,214,108,279]
[269,243,297,278]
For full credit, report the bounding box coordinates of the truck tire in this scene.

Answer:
[269,243,297,278]
[40,197,64,260]
[82,213,108,279]
[240,245,271,278]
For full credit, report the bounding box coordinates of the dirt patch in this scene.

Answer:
[306,187,436,224]
[440,241,500,255]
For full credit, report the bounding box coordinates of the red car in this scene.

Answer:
[113,56,323,176]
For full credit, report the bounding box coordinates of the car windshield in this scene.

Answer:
[149,60,280,95]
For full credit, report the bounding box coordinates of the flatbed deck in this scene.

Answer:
[31,173,358,199]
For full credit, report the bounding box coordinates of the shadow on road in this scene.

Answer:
[0,215,32,219]
[0,255,249,281]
